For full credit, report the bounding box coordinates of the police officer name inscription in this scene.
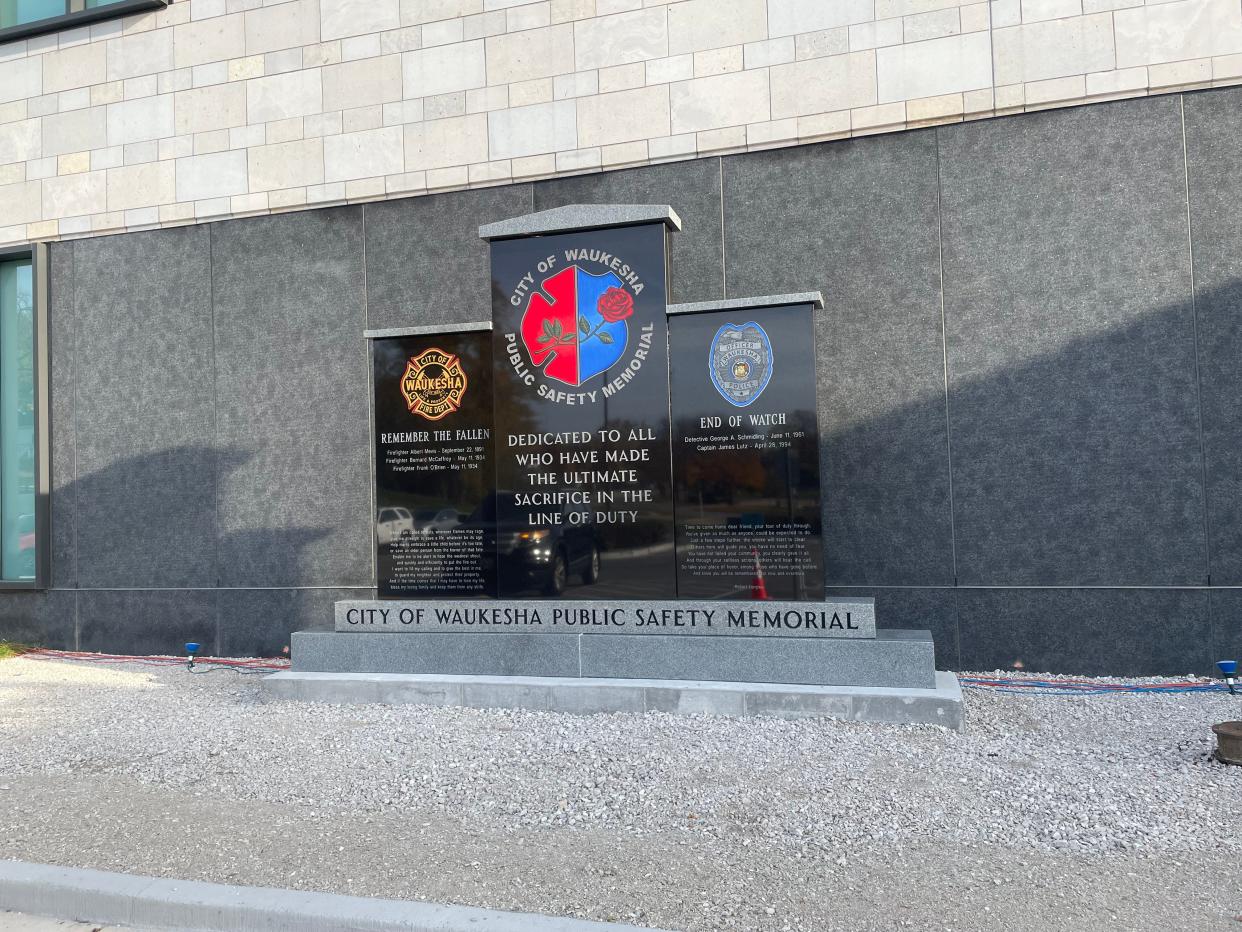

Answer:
[490,222,677,599]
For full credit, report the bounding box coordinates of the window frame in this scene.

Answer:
[0,0,167,46]
[0,243,50,590]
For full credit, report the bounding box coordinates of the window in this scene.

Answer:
[0,246,48,588]
[1,0,66,30]
[0,0,166,43]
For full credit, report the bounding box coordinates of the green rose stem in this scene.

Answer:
[577,315,616,346]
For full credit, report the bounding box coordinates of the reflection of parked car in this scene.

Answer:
[376,507,416,545]
[415,508,460,536]
[465,492,600,596]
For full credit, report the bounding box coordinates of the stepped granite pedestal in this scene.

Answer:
[265,599,965,730]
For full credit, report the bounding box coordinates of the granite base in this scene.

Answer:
[262,670,965,730]
[291,629,937,688]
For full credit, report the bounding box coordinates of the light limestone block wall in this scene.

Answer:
[1,0,1240,244]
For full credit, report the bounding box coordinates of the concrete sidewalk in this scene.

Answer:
[1,913,144,931]
[0,861,666,932]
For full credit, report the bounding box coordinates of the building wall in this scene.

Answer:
[4,86,1240,675]
[2,0,1242,246]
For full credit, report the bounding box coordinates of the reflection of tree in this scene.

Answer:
[15,284,33,420]
[14,278,34,489]
[0,259,38,579]
[684,450,766,503]
[789,409,818,491]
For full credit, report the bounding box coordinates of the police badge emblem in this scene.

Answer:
[709,321,773,407]
[400,347,468,421]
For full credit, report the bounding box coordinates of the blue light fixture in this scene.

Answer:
[185,641,201,671]
[1218,660,1237,695]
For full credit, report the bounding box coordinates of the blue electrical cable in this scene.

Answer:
[959,677,1230,696]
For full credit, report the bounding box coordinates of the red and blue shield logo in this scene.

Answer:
[520,265,634,387]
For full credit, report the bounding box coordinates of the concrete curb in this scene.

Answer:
[0,860,665,932]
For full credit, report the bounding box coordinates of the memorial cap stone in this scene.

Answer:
[478,204,683,241]
[666,292,825,315]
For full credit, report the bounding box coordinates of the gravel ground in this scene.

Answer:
[0,655,1239,931]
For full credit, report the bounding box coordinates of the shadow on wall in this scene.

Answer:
[0,260,1233,676]
[0,292,1228,675]
[0,444,332,657]
[818,278,1234,676]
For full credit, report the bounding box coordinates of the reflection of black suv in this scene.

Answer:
[466,491,600,596]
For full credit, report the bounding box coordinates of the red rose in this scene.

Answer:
[597,286,634,323]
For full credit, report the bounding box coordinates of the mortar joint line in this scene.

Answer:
[69,242,80,649]
[933,129,960,587]
[207,224,222,654]
[361,205,377,590]
[1179,94,1212,590]
[718,156,727,298]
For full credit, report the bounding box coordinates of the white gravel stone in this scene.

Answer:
[0,655,1239,931]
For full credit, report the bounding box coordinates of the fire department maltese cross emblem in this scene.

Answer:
[400,347,467,421]
[709,321,774,407]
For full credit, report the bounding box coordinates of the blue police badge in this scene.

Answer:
[709,321,774,407]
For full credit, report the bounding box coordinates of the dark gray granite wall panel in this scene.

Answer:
[47,242,75,590]
[25,89,1241,674]
[1183,86,1242,586]
[533,159,724,304]
[218,586,367,657]
[826,587,959,670]
[939,96,1205,587]
[956,587,1211,676]
[1208,588,1242,668]
[722,131,954,587]
[364,185,533,330]
[211,207,371,588]
[0,590,76,649]
[77,588,215,656]
[71,226,217,589]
